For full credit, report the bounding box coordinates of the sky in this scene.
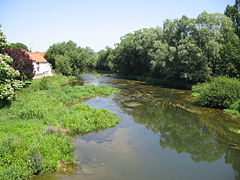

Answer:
[0,0,235,52]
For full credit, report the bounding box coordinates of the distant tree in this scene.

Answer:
[10,43,29,51]
[110,12,237,84]
[45,41,77,69]
[225,0,240,38]
[3,48,35,80]
[45,41,97,75]
[96,47,114,71]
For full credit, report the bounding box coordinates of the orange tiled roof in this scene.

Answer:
[29,52,48,63]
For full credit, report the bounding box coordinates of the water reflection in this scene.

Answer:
[114,80,240,179]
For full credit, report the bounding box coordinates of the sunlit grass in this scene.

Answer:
[0,75,120,179]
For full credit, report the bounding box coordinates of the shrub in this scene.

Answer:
[0,54,24,107]
[192,77,240,109]
[224,99,240,115]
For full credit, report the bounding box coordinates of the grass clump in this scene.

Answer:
[224,99,240,115]
[0,75,120,179]
[192,77,240,114]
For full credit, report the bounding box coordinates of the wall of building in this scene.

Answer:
[33,61,52,77]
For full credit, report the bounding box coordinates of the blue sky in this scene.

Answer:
[0,0,234,52]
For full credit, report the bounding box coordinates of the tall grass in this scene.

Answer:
[0,76,120,179]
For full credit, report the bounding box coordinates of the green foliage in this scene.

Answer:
[45,41,97,75]
[96,47,115,71]
[0,26,24,106]
[225,100,240,115]
[0,54,23,107]
[96,12,239,86]
[225,0,240,38]
[192,77,240,109]
[0,75,120,179]
[9,43,29,51]
[0,26,9,51]
[220,35,240,78]
[230,100,240,112]
[50,85,119,103]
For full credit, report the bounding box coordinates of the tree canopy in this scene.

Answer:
[225,0,240,39]
[45,41,97,75]
[96,12,240,85]
[10,42,29,51]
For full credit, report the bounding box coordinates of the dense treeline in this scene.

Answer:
[96,12,240,85]
[225,0,240,39]
[45,41,97,75]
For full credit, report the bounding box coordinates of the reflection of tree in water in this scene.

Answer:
[130,102,226,162]
[119,99,240,179]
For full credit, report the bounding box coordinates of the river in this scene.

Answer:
[34,74,240,180]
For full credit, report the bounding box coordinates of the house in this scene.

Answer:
[28,52,53,79]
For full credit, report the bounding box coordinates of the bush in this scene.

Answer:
[225,99,240,115]
[192,77,240,109]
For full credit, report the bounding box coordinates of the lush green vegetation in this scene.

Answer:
[96,12,240,85]
[45,41,97,75]
[96,47,114,71]
[0,76,120,179]
[0,27,24,107]
[9,42,29,51]
[94,9,240,112]
[192,77,240,114]
[225,0,240,39]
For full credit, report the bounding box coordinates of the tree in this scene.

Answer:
[45,41,97,75]
[110,12,237,85]
[10,43,29,51]
[45,41,77,69]
[0,26,9,51]
[55,55,72,75]
[96,47,115,71]
[3,48,34,80]
[220,35,240,78]
[225,0,240,38]
[113,28,163,75]
[0,27,23,107]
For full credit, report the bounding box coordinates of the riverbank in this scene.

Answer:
[33,74,240,180]
[0,76,120,179]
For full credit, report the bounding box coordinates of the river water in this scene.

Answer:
[34,74,240,180]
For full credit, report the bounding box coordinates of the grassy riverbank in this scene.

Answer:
[0,76,120,180]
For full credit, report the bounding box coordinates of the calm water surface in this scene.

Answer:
[34,74,240,180]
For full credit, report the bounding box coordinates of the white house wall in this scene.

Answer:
[33,61,52,77]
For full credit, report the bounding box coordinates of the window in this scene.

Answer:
[37,67,40,72]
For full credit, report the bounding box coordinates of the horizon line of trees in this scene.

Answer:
[96,10,240,85]
[44,41,97,75]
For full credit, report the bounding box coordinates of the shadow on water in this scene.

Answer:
[33,73,240,180]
